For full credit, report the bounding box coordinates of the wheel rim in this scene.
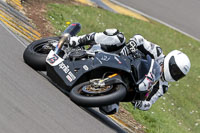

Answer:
[80,84,113,95]
[33,41,55,54]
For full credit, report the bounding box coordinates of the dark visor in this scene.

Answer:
[169,56,185,81]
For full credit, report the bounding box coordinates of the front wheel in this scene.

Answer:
[70,81,127,107]
[23,37,59,71]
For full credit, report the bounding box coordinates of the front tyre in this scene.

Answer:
[70,81,126,107]
[23,37,59,71]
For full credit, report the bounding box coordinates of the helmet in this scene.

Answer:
[163,50,191,82]
[95,29,126,46]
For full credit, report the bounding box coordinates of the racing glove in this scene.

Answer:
[126,39,137,53]
[69,32,96,47]
[69,36,80,47]
[133,100,152,111]
[126,34,145,53]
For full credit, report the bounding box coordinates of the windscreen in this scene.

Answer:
[132,55,160,85]
[131,55,151,83]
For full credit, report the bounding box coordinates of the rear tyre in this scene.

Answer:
[23,37,59,71]
[70,81,126,107]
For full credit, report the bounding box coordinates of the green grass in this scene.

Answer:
[47,3,200,133]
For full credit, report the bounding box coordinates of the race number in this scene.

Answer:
[47,54,59,64]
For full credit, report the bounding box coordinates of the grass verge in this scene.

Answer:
[47,3,200,133]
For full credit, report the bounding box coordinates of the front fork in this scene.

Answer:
[90,73,127,88]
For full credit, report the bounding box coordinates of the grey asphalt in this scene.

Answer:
[91,0,116,12]
[0,22,120,133]
[113,0,200,41]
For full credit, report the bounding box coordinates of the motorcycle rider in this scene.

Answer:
[69,29,191,114]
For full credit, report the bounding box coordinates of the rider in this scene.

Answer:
[69,29,191,114]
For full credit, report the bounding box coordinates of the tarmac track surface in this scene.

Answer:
[0,22,121,133]
[114,0,200,41]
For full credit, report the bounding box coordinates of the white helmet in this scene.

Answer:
[95,29,126,45]
[164,50,191,82]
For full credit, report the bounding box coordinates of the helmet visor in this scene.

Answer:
[169,56,185,81]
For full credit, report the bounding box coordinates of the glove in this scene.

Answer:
[133,100,152,111]
[69,36,80,47]
[127,34,146,53]
[126,40,137,53]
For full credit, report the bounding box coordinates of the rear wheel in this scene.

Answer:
[70,79,126,107]
[23,37,59,71]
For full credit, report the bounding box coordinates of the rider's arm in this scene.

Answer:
[126,35,165,62]
[69,32,96,47]
[137,41,164,61]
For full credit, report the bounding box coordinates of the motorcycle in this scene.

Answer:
[23,23,161,107]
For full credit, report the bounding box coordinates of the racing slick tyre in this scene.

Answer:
[23,37,59,71]
[70,81,127,107]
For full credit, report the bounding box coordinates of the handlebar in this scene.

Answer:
[54,33,71,54]
[54,23,81,54]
